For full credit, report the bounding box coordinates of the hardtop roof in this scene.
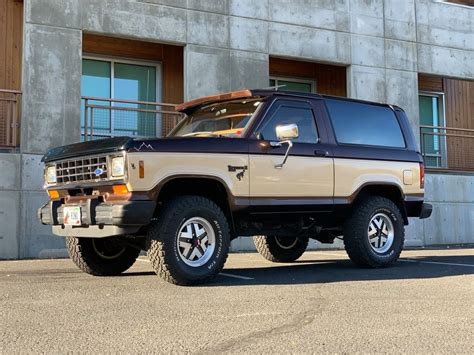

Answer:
[176,89,402,113]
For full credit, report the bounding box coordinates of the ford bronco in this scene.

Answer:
[39,89,432,285]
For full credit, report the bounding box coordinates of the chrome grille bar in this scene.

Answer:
[55,155,109,184]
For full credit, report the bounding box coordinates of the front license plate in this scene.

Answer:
[63,206,81,226]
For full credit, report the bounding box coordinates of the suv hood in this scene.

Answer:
[42,136,248,162]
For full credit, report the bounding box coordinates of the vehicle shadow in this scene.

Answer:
[207,255,474,287]
[124,255,473,287]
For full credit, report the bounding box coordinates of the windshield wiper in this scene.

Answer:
[182,131,219,137]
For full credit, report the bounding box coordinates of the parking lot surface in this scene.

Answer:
[1,248,473,353]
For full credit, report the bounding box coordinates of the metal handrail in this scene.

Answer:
[421,132,474,139]
[0,88,22,94]
[81,96,178,108]
[420,125,474,133]
[0,89,21,148]
[86,104,182,115]
[82,96,183,141]
[420,125,474,172]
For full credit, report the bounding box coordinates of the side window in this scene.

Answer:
[325,99,406,148]
[419,93,446,168]
[258,102,318,144]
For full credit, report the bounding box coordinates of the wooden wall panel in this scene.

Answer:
[269,57,347,97]
[0,0,23,90]
[83,34,163,62]
[418,73,443,93]
[162,45,184,135]
[443,78,474,170]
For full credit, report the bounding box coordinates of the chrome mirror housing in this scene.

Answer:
[275,123,299,141]
[270,123,298,169]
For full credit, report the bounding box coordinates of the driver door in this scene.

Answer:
[248,98,334,212]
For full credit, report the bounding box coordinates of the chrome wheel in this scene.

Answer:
[368,213,395,254]
[176,217,216,267]
[91,238,126,260]
[274,236,299,250]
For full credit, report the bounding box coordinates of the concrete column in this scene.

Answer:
[21,23,82,154]
[230,51,269,91]
[347,65,386,102]
[19,154,66,259]
[185,45,231,100]
[385,69,420,143]
[0,154,21,259]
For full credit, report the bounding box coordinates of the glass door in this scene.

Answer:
[269,77,316,93]
[81,60,111,139]
[114,63,157,137]
[419,93,446,167]
[81,58,160,139]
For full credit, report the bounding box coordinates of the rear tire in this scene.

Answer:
[66,236,140,276]
[343,196,404,268]
[146,196,230,286]
[253,235,309,263]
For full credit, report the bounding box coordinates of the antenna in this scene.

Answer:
[263,84,287,91]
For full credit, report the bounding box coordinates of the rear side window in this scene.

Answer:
[325,99,406,148]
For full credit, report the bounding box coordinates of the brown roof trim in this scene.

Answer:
[176,89,253,112]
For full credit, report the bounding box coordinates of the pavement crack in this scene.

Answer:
[197,295,323,354]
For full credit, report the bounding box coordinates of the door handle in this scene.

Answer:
[314,149,329,157]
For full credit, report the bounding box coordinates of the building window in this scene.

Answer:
[419,92,447,168]
[81,57,161,139]
[269,77,316,93]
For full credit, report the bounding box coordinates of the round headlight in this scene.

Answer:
[111,156,125,177]
[45,165,57,184]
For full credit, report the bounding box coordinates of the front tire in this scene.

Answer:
[253,235,309,262]
[343,196,405,268]
[66,236,140,276]
[146,196,230,286]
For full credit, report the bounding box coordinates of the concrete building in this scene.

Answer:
[0,0,473,259]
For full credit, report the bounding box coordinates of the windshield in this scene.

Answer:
[169,99,262,138]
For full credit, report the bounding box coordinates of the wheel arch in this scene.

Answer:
[350,183,408,224]
[153,175,237,234]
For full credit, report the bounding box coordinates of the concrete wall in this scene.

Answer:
[0,153,68,259]
[0,0,472,258]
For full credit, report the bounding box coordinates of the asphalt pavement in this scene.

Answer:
[1,248,473,353]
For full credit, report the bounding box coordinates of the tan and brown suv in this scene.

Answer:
[39,89,432,285]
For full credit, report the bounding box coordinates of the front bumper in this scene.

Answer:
[38,200,156,238]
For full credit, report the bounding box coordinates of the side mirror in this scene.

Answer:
[276,123,299,141]
[270,123,299,169]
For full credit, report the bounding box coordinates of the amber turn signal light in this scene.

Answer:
[112,184,129,195]
[48,190,60,200]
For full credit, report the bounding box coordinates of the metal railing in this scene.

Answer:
[82,96,183,141]
[420,125,474,172]
[0,89,21,148]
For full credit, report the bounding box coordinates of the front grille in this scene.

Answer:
[55,155,109,184]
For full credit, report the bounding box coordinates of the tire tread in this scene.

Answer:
[253,235,308,263]
[343,196,404,268]
[147,196,230,285]
[66,237,139,276]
